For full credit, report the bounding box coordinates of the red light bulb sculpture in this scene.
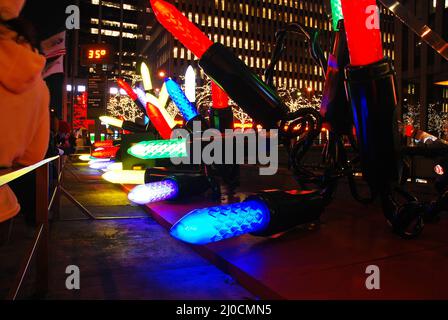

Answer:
[341,0,383,66]
[145,102,173,140]
[116,78,148,115]
[210,81,233,132]
[150,0,212,58]
[93,140,114,148]
[341,0,424,237]
[149,0,289,130]
[91,146,120,159]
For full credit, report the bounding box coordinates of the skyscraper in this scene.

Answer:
[74,0,152,77]
[66,0,153,127]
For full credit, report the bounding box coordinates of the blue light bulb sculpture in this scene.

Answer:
[128,180,179,205]
[128,175,212,206]
[171,200,271,245]
[165,78,199,122]
[171,190,324,245]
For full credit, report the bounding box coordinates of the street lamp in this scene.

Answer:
[307,87,313,100]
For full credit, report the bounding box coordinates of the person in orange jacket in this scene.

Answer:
[0,0,50,224]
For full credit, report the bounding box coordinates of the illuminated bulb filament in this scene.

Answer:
[340,0,383,66]
[102,170,146,185]
[211,81,230,109]
[128,139,188,160]
[117,78,138,100]
[170,200,271,245]
[330,0,344,31]
[165,78,199,122]
[100,116,124,129]
[128,180,179,205]
[185,65,196,103]
[150,0,213,58]
[140,62,153,91]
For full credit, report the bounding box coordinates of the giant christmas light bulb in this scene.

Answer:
[150,0,289,129]
[106,162,123,172]
[148,92,176,129]
[330,0,344,31]
[185,66,196,103]
[145,102,173,139]
[158,84,170,107]
[93,140,114,148]
[102,170,146,185]
[79,154,93,162]
[165,78,199,122]
[117,78,147,114]
[341,0,423,237]
[89,160,115,170]
[128,175,210,205]
[340,0,383,66]
[137,87,177,130]
[100,116,124,128]
[135,87,149,108]
[171,200,270,245]
[210,81,233,133]
[117,78,138,100]
[140,62,153,91]
[134,87,173,137]
[171,190,324,245]
[211,81,229,109]
[88,157,111,164]
[128,180,179,205]
[150,0,213,58]
[91,146,120,159]
[128,138,188,160]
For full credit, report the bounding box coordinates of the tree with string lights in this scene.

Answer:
[166,77,322,126]
[106,75,145,123]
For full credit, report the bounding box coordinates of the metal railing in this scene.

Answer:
[0,156,60,300]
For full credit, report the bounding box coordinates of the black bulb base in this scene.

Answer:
[249,190,324,237]
[199,43,289,129]
[209,107,234,133]
[320,21,352,135]
[345,57,401,192]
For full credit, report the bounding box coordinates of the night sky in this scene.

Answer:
[21,0,72,41]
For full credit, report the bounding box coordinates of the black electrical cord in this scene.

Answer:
[265,23,327,89]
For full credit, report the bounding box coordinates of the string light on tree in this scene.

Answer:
[107,74,145,123]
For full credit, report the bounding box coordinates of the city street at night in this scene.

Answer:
[1,0,448,312]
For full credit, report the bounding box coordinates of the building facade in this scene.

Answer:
[74,0,152,78]
[148,0,395,96]
[394,0,448,129]
[65,0,153,126]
